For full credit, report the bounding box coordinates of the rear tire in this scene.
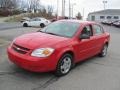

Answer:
[40,23,45,28]
[99,44,108,57]
[23,23,28,27]
[55,54,73,77]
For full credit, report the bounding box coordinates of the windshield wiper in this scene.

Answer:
[46,32,58,36]
[38,31,60,36]
[37,30,45,33]
[37,30,41,32]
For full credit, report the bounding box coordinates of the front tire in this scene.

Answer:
[55,54,73,77]
[23,23,28,27]
[99,44,108,57]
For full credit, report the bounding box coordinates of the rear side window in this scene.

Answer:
[93,25,104,35]
[38,19,41,21]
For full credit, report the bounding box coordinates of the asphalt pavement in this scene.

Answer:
[0,24,120,90]
[0,22,22,31]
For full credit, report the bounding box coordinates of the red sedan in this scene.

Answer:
[7,20,110,76]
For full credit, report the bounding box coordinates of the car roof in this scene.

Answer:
[58,19,96,24]
[33,17,46,19]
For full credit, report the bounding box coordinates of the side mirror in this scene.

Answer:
[80,34,90,39]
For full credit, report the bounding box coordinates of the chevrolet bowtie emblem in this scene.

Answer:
[16,48,20,50]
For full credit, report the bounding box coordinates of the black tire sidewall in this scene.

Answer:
[40,23,45,28]
[99,44,108,57]
[55,54,73,77]
[23,23,28,27]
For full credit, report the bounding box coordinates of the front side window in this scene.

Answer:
[81,25,93,36]
[40,21,80,38]
[93,25,104,35]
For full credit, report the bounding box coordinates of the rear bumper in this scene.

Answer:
[7,46,58,72]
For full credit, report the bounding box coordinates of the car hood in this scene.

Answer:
[14,32,70,49]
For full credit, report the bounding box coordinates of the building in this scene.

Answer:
[87,9,120,22]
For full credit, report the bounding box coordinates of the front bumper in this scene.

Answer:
[7,46,58,72]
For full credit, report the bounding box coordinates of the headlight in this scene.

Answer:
[10,39,16,47]
[31,48,54,57]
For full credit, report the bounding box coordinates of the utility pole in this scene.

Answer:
[69,0,71,19]
[71,3,76,18]
[103,0,107,10]
[82,8,84,20]
[57,0,59,19]
[62,0,65,17]
[64,0,65,16]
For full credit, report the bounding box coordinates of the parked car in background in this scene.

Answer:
[113,21,120,27]
[101,20,108,25]
[101,20,119,26]
[7,20,110,76]
[21,17,30,23]
[23,17,51,28]
[106,21,113,25]
[51,16,69,22]
[108,20,119,26]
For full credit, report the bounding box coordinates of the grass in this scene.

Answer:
[4,16,22,22]
[0,38,10,46]
[4,13,53,22]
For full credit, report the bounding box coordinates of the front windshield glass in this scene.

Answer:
[40,21,80,38]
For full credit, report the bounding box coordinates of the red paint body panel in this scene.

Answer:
[7,20,110,72]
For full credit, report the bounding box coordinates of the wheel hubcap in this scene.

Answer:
[60,57,72,74]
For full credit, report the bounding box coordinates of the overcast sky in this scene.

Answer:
[41,0,120,19]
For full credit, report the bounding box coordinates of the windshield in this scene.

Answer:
[40,21,80,38]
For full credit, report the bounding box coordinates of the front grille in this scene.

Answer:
[13,43,30,51]
[12,43,30,54]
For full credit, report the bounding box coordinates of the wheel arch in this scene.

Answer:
[57,49,76,65]
[104,40,109,46]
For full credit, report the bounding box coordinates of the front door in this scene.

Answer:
[76,25,97,62]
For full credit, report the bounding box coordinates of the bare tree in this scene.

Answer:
[0,0,19,9]
[47,5,53,17]
[76,12,82,20]
[17,0,25,10]
[28,0,40,13]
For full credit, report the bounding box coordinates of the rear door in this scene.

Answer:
[29,18,37,26]
[29,18,41,26]
[92,24,106,53]
[35,18,42,26]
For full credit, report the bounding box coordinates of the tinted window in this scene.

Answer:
[31,18,37,21]
[114,16,119,19]
[93,25,104,35]
[100,16,105,19]
[81,25,93,36]
[107,16,112,19]
[40,22,80,38]
[36,19,41,21]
